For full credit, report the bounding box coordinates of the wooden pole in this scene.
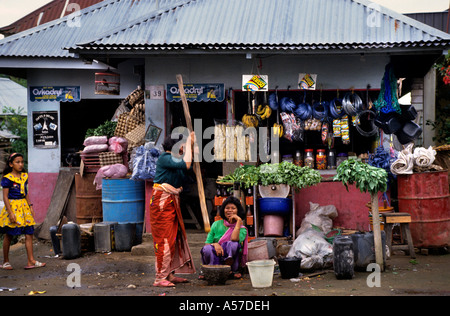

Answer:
[176,74,211,233]
[371,193,384,271]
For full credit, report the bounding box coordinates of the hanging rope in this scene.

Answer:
[269,93,279,111]
[329,98,344,119]
[374,64,401,114]
[342,92,364,116]
[356,110,378,137]
[312,101,329,121]
[294,102,313,120]
[280,97,297,112]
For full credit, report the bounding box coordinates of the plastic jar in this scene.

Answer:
[294,150,303,167]
[316,149,327,170]
[327,149,336,169]
[282,155,293,164]
[305,149,314,169]
[336,153,348,167]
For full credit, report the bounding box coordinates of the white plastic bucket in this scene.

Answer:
[246,259,276,288]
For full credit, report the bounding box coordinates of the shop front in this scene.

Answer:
[0,0,448,246]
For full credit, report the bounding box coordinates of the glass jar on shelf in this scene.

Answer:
[316,149,327,170]
[305,149,314,169]
[282,155,293,163]
[294,150,303,167]
[336,153,348,167]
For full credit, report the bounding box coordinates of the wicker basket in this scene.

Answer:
[114,113,141,138]
[125,124,146,150]
[99,152,123,167]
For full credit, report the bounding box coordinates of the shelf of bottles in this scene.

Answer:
[214,183,256,241]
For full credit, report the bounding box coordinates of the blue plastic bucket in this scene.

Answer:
[102,178,145,244]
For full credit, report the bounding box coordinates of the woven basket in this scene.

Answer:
[125,124,146,149]
[99,152,123,167]
[115,113,141,137]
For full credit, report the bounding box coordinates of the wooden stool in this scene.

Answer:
[382,212,416,259]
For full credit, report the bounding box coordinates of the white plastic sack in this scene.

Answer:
[296,202,338,236]
[287,228,333,270]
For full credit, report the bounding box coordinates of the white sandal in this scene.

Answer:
[24,261,46,270]
[2,262,13,270]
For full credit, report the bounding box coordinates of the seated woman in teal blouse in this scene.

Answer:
[201,196,248,278]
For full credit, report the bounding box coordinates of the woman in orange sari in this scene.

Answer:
[150,131,196,287]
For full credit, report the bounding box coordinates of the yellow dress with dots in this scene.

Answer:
[0,173,35,229]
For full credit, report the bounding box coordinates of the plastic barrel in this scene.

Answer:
[333,236,354,279]
[102,178,145,245]
[114,222,136,252]
[398,171,450,248]
[351,231,386,271]
[62,222,81,260]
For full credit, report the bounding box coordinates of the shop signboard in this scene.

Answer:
[32,111,59,148]
[242,75,269,92]
[298,73,317,90]
[166,83,225,102]
[30,86,81,102]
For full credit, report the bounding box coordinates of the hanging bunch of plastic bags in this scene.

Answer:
[130,143,161,181]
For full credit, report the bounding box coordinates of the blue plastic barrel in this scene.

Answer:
[102,178,145,245]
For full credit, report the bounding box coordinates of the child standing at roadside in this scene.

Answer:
[0,153,45,270]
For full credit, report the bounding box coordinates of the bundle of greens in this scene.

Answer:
[218,161,321,190]
[333,159,388,194]
[85,120,117,139]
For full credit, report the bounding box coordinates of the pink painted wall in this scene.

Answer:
[28,172,59,223]
[294,180,388,231]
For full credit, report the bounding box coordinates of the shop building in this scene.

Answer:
[0,0,448,229]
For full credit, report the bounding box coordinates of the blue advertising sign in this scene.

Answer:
[166,83,225,102]
[30,86,81,102]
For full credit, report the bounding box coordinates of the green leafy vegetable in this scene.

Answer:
[219,161,321,189]
[333,159,388,194]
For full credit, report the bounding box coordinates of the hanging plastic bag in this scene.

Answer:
[130,144,161,181]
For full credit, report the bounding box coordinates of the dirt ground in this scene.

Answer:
[1,230,450,298]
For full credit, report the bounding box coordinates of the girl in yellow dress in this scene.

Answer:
[1,153,45,270]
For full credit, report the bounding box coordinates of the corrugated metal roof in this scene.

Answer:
[0,0,104,37]
[0,0,182,58]
[0,0,449,59]
[75,0,450,50]
[406,11,450,34]
[0,78,27,115]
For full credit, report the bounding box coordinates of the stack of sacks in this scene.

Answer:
[108,136,129,169]
[82,136,130,190]
[83,136,108,154]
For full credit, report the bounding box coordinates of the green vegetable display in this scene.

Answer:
[219,161,321,189]
[85,120,117,139]
[333,159,388,195]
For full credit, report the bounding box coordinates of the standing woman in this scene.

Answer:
[1,153,46,270]
[150,132,197,287]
